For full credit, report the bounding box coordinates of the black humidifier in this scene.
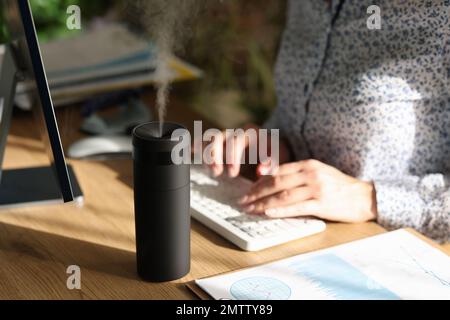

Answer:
[132,122,190,282]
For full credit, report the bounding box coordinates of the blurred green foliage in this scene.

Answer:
[30,0,113,41]
[29,0,84,41]
[0,0,112,43]
[0,4,9,43]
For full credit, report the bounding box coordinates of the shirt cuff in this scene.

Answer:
[373,179,424,231]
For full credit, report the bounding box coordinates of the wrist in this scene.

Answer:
[364,181,378,221]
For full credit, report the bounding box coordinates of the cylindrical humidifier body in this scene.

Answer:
[132,122,190,282]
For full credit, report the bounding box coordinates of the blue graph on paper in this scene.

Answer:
[230,277,291,300]
[290,254,400,300]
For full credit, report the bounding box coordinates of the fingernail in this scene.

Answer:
[243,205,255,213]
[265,208,278,217]
[228,168,237,178]
[259,166,271,176]
[238,196,248,204]
[212,166,220,177]
[240,195,255,205]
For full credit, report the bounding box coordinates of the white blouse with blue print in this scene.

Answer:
[266,0,450,242]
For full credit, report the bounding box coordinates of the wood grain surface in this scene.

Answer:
[0,99,447,299]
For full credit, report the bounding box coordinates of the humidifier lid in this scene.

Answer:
[132,122,189,153]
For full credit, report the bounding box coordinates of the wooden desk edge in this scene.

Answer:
[186,228,449,300]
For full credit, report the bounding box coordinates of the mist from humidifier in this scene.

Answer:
[155,51,171,138]
[128,0,204,137]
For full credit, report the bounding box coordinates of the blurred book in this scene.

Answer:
[13,23,202,108]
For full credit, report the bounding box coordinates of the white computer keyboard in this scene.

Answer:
[190,166,326,251]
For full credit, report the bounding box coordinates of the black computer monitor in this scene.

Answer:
[0,0,83,207]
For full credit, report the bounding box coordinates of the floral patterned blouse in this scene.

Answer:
[266,0,450,242]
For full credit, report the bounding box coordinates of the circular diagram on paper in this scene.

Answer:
[230,276,291,300]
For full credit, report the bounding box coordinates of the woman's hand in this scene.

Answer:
[239,159,377,223]
[197,123,291,178]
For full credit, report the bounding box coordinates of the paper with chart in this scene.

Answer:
[196,230,450,300]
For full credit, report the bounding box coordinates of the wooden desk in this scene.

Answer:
[0,101,448,299]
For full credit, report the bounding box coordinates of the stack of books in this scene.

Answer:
[15,23,202,108]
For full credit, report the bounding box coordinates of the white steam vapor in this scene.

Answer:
[125,0,204,136]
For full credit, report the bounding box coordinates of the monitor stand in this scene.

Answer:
[0,44,83,208]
